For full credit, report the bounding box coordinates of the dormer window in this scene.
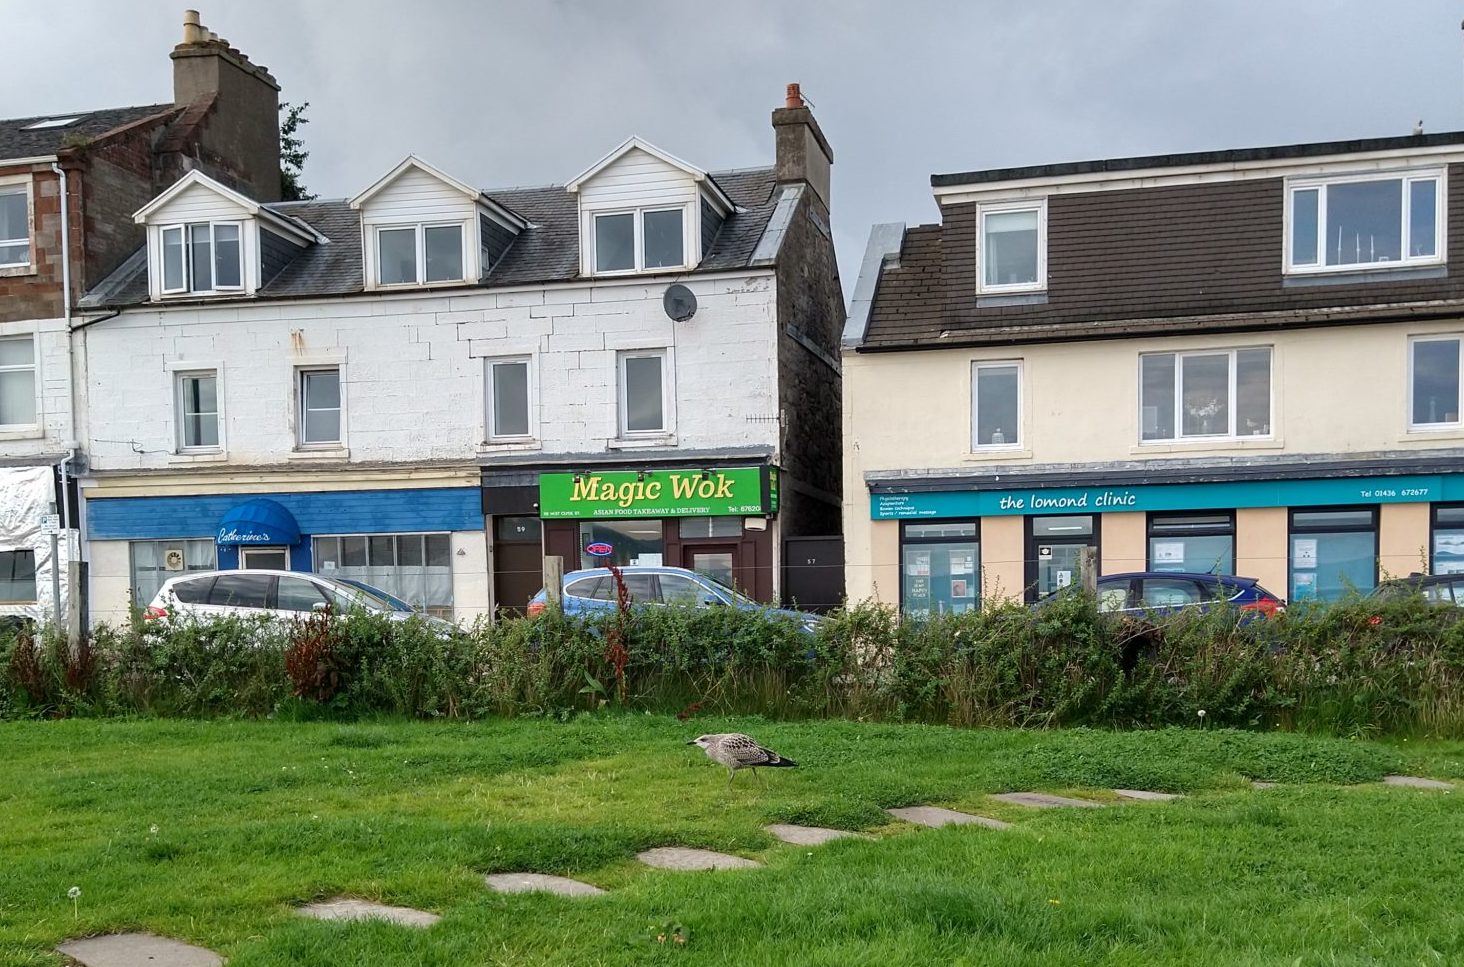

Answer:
[160,222,243,294]
[1286,168,1445,274]
[593,208,687,274]
[376,223,466,285]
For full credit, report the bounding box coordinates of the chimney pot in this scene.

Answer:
[182,9,205,44]
[785,83,804,109]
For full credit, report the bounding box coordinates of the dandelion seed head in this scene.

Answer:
[67,886,81,899]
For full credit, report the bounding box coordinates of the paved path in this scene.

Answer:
[766,823,869,845]
[1384,775,1453,790]
[485,873,606,897]
[991,792,1104,808]
[298,898,440,927]
[886,806,1012,829]
[637,847,762,870]
[56,933,222,967]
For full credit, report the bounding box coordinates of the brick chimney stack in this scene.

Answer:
[168,9,282,201]
[771,82,834,208]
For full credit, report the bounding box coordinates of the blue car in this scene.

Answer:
[1043,571,1285,617]
[527,565,822,633]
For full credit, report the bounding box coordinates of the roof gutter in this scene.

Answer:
[0,154,59,167]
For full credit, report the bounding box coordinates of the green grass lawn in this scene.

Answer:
[3,716,1463,966]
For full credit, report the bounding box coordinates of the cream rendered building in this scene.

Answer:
[844,132,1464,613]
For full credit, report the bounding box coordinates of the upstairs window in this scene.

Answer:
[1287,170,1444,273]
[971,361,1021,449]
[619,350,669,435]
[161,222,242,294]
[376,223,465,285]
[0,335,36,427]
[1411,336,1462,429]
[176,371,220,450]
[978,201,1045,293]
[0,184,29,268]
[1140,348,1272,442]
[593,208,686,274]
[298,367,342,447]
[486,356,535,441]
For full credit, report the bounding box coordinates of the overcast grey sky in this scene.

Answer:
[6,1,1464,287]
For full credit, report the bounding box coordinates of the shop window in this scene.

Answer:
[1148,512,1235,574]
[901,520,979,617]
[1140,348,1271,442]
[971,361,1021,449]
[129,539,216,608]
[1410,337,1462,429]
[312,533,453,615]
[0,549,36,602]
[1289,507,1377,602]
[679,516,742,539]
[578,519,664,570]
[1432,505,1464,574]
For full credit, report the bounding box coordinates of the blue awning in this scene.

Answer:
[216,498,301,546]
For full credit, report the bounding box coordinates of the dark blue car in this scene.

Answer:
[1046,571,1284,617]
[527,566,822,633]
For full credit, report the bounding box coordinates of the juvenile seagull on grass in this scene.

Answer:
[689,733,797,786]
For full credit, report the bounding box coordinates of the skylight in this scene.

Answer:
[21,116,84,130]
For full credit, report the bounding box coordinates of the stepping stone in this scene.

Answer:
[636,847,762,871]
[991,792,1104,809]
[1251,781,1279,790]
[765,823,869,845]
[1384,775,1454,790]
[485,872,606,897]
[1114,789,1183,802]
[885,806,1012,830]
[298,897,440,927]
[56,933,222,967]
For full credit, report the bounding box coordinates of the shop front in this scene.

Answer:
[483,465,781,608]
[870,472,1464,612]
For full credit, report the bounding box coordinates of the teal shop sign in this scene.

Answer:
[870,474,1456,520]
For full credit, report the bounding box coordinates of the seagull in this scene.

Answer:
[688,733,797,786]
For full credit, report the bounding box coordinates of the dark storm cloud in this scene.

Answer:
[4,0,1462,287]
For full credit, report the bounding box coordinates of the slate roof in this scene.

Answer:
[80,166,780,308]
[0,104,177,160]
[862,224,943,346]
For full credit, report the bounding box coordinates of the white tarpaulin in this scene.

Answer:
[0,465,69,624]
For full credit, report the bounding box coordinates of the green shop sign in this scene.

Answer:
[540,466,779,519]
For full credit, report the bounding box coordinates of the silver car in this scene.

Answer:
[145,568,452,630]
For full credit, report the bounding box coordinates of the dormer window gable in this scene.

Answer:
[567,137,734,278]
[135,170,318,301]
[351,156,526,290]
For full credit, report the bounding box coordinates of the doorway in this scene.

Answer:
[1026,515,1099,601]
[240,546,289,570]
[493,515,543,616]
[687,544,738,592]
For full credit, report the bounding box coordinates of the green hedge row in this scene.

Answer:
[3,594,1463,736]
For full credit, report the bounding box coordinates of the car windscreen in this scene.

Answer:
[699,573,756,606]
[339,579,415,612]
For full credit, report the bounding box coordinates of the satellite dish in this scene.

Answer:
[663,283,697,322]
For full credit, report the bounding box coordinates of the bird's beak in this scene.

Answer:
[685,740,697,745]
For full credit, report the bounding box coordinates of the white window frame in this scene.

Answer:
[0,332,38,430]
[373,222,467,287]
[618,349,672,437]
[297,366,343,448]
[0,179,32,270]
[1408,334,1464,431]
[970,360,1023,450]
[174,369,222,453]
[159,220,245,295]
[591,205,691,276]
[1284,168,1446,275]
[976,199,1047,294]
[485,355,537,442]
[1138,347,1273,444]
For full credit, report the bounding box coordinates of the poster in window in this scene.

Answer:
[906,552,931,577]
[1293,571,1316,598]
[950,578,970,598]
[909,576,929,601]
[1152,541,1185,564]
[1056,570,1072,588]
[1294,538,1318,569]
[949,550,975,574]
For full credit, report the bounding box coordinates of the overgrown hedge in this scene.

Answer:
[3,593,1463,737]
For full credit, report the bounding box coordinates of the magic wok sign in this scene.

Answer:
[538,466,779,519]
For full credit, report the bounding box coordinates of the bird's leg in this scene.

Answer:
[726,767,735,789]
[753,767,762,786]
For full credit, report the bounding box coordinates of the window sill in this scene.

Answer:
[607,435,677,449]
[1282,264,1446,287]
[0,426,43,442]
[171,450,229,463]
[0,263,35,278]
[367,279,473,291]
[1400,427,1464,443]
[478,439,541,453]
[975,290,1047,308]
[963,447,1032,462]
[1131,437,1283,455]
[286,447,350,462]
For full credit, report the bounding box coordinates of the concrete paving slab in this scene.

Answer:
[765,823,869,845]
[298,897,440,927]
[485,873,606,897]
[56,933,222,967]
[885,806,1012,830]
[636,847,762,871]
[1251,781,1279,790]
[990,792,1105,809]
[1113,789,1183,801]
[1384,775,1454,790]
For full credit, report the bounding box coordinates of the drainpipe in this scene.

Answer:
[50,162,78,640]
